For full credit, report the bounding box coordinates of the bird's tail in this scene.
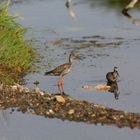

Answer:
[44,71,53,75]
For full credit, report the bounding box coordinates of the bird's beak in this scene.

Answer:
[75,55,82,60]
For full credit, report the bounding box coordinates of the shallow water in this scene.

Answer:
[1,0,140,139]
[0,110,140,140]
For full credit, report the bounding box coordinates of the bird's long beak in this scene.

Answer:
[75,55,82,60]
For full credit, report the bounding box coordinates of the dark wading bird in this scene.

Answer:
[45,51,78,94]
[106,67,119,83]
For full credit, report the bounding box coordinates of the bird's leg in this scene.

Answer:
[58,79,62,94]
[61,83,65,95]
[60,77,65,95]
[58,77,63,94]
[60,77,64,94]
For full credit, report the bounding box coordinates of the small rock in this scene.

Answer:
[39,91,45,96]
[11,85,18,91]
[46,109,54,115]
[49,109,54,114]
[55,95,66,103]
[23,88,30,93]
[68,109,75,115]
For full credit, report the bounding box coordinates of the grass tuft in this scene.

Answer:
[0,1,34,84]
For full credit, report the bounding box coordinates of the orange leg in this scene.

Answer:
[58,77,64,94]
[60,84,64,95]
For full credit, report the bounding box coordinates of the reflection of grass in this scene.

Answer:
[105,0,140,9]
[88,0,140,10]
[104,0,127,9]
[0,2,34,84]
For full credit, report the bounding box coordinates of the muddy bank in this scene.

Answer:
[0,84,140,129]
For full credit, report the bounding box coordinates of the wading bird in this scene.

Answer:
[106,67,119,83]
[45,51,78,94]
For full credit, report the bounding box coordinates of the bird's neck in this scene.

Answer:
[114,69,119,77]
[114,68,117,72]
[69,57,73,65]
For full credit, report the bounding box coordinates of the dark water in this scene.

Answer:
[1,0,140,139]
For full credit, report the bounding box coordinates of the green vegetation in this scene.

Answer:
[89,0,140,10]
[104,0,138,9]
[0,2,34,84]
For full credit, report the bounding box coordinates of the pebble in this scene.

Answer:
[55,95,66,103]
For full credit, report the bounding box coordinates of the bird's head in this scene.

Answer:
[114,66,118,71]
[114,66,120,77]
[69,51,80,63]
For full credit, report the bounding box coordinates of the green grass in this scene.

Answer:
[0,1,34,84]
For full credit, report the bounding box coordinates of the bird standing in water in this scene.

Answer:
[45,52,78,94]
[106,67,119,83]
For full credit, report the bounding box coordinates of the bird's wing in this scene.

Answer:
[49,63,70,76]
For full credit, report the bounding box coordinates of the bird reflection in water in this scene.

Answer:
[122,9,139,26]
[107,81,120,100]
[122,0,139,25]
[65,0,76,19]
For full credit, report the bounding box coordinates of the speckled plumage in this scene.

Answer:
[45,52,76,77]
[45,52,77,94]
[106,67,119,83]
[45,63,72,77]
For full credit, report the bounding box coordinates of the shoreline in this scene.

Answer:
[0,84,140,129]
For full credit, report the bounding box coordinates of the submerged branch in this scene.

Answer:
[0,84,140,129]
